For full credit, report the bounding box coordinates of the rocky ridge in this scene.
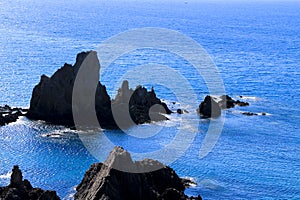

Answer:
[75,146,202,200]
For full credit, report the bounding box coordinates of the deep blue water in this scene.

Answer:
[1,0,300,199]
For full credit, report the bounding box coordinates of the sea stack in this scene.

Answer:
[26,51,171,129]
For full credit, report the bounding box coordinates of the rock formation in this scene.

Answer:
[0,165,60,200]
[218,95,250,109]
[0,105,27,126]
[198,95,250,118]
[198,96,222,118]
[26,51,171,129]
[75,146,202,200]
[112,81,172,128]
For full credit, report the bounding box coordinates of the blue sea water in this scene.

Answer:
[1,0,300,199]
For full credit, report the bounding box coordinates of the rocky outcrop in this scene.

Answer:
[198,95,250,118]
[198,96,221,118]
[27,51,171,129]
[26,51,114,128]
[75,146,202,200]
[0,105,27,126]
[0,166,60,200]
[112,81,172,128]
[218,95,249,109]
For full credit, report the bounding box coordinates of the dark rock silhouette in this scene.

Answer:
[27,51,171,129]
[218,95,236,109]
[241,112,258,116]
[218,95,249,109]
[0,165,60,200]
[198,96,221,118]
[0,105,27,126]
[112,81,172,128]
[177,109,184,114]
[198,95,250,118]
[75,146,202,200]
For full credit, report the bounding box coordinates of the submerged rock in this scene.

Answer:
[75,146,202,200]
[241,112,258,116]
[0,105,27,126]
[27,51,171,129]
[0,166,60,200]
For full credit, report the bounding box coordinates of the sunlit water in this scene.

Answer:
[0,0,300,199]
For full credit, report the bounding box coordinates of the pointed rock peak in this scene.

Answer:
[74,51,99,74]
[121,80,129,91]
[104,146,135,171]
[10,165,23,187]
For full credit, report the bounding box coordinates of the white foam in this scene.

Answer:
[0,171,12,179]
[238,96,261,101]
[182,176,197,187]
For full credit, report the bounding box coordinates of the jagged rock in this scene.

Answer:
[197,95,250,118]
[0,166,60,200]
[197,96,221,118]
[112,81,172,128]
[26,51,113,128]
[235,100,250,107]
[27,51,171,129]
[75,146,202,200]
[218,95,236,109]
[0,105,27,126]
[218,95,249,109]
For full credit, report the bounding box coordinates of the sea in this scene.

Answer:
[0,0,300,199]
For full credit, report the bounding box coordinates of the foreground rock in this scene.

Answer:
[27,51,171,129]
[0,166,60,200]
[198,95,249,118]
[75,146,202,200]
[0,105,27,126]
